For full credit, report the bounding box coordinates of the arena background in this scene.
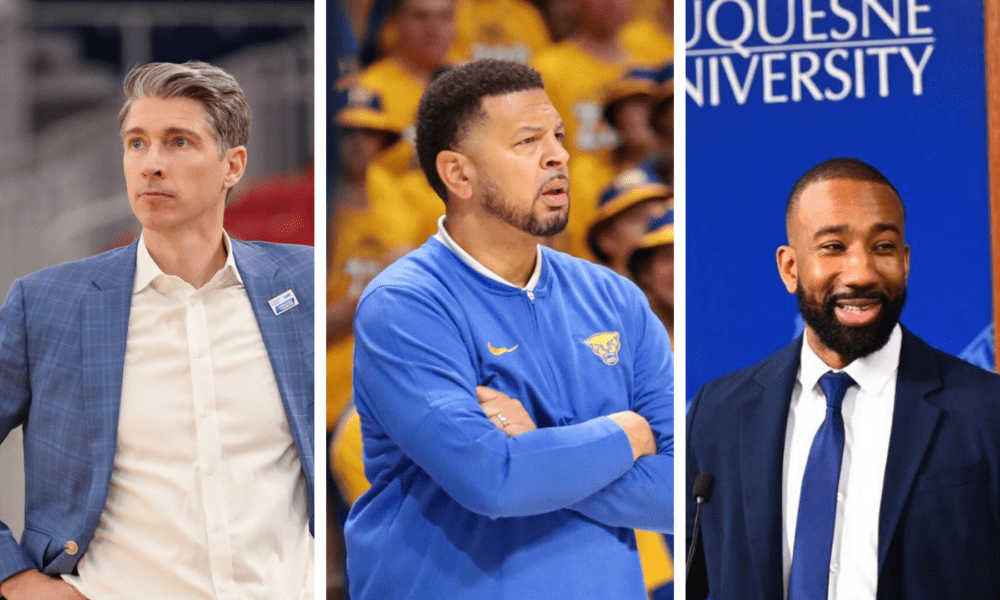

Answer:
[0,0,313,544]
[685,0,996,397]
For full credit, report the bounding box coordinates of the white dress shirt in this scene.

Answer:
[63,233,313,600]
[782,325,902,600]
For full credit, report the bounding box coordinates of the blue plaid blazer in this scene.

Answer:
[0,238,315,581]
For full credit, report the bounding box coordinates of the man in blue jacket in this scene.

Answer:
[346,58,674,599]
[0,61,314,600]
[687,157,1000,600]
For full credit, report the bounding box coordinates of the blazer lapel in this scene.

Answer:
[877,328,942,572]
[230,240,310,415]
[230,241,314,504]
[743,338,802,600]
[80,242,138,501]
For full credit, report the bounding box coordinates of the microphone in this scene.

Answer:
[686,472,715,580]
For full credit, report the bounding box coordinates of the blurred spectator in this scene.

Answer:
[648,66,673,183]
[586,162,670,277]
[446,0,552,63]
[604,69,660,169]
[332,0,360,193]
[620,0,672,66]
[357,0,392,67]
[328,86,445,426]
[364,0,547,66]
[329,97,406,426]
[628,206,673,340]
[533,0,639,158]
[365,154,444,244]
[344,0,377,43]
[533,0,660,258]
[341,0,456,177]
[563,67,662,259]
[537,0,580,42]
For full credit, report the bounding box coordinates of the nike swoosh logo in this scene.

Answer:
[488,342,519,356]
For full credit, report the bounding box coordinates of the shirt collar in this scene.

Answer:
[433,215,543,292]
[798,323,903,398]
[133,230,243,294]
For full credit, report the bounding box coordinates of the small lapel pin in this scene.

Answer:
[268,289,299,316]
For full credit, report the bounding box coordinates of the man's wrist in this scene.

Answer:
[0,568,35,599]
[607,411,656,460]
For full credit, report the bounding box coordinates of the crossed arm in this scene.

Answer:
[476,385,656,459]
[353,284,673,530]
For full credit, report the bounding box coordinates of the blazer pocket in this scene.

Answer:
[913,460,987,494]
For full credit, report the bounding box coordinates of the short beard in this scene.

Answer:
[796,284,906,363]
[480,175,569,238]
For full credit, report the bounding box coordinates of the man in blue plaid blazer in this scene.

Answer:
[0,62,314,599]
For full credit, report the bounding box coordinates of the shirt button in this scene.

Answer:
[64,540,79,555]
[526,291,535,300]
[214,525,222,532]
[836,492,845,502]
[206,467,214,476]
[830,563,839,573]
[201,409,209,417]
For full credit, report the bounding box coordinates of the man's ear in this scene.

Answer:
[223,145,247,190]
[903,243,911,281]
[776,245,798,294]
[436,150,474,201]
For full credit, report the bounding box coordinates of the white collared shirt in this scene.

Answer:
[63,233,313,600]
[782,325,902,600]
[435,216,543,292]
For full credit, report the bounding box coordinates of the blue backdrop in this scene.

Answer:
[686,0,995,396]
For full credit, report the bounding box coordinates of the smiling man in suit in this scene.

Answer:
[0,61,314,600]
[687,157,1000,600]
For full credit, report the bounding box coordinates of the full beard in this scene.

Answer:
[796,284,907,363]
[480,176,569,238]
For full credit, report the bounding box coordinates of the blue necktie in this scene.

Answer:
[788,371,857,600]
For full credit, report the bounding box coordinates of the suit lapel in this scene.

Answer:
[743,338,802,600]
[230,241,314,495]
[231,240,308,408]
[81,242,138,492]
[877,328,942,572]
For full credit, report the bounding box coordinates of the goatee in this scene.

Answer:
[797,284,906,363]
[480,176,569,238]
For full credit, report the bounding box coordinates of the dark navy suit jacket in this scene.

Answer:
[687,328,1000,600]
[0,238,315,583]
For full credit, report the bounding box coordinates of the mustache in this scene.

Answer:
[822,288,891,312]
[536,173,569,195]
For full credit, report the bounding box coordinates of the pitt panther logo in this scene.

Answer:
[584,331,621,366]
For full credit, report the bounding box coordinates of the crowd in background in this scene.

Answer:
[328,0,673,597]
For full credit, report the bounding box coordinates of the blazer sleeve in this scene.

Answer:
[353,284,638,519]
[0,279,42,581]
[566,291,674,533]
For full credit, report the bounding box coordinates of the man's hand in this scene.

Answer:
[0,569,89,600]
[476,386,537,437]
[607,411,657,461]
